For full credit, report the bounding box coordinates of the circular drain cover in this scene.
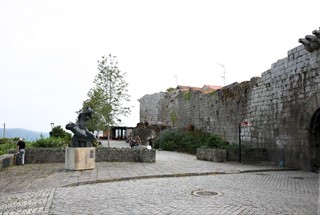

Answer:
[192,190,219,196]
[292,176,305,180]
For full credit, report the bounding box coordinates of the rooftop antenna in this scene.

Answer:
[174,75,178,86]
[217,63,226,86]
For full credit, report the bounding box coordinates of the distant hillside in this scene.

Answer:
[0,128,49,141]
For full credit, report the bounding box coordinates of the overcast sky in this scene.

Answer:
[1,0,319,132]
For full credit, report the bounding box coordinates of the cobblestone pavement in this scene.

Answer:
[0,141,319,214]
[50,171,319,215]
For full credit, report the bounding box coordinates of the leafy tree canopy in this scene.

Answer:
[49,125,71,140]
[81,54,131,134]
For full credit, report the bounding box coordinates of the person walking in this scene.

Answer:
[16,138,26,165]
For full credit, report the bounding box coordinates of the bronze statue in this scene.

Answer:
[66,107,96,147]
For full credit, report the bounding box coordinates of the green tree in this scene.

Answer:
[83,54,131,146]
[49,125,72,140]
[82,88,110,133]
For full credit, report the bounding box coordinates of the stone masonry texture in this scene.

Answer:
[3,147,155,168]
[140,43,320,170]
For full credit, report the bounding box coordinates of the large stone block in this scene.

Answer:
[0,154,14,170]
[65,147,95,170]
[197,148,226,162]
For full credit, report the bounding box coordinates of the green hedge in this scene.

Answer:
[153,129,266,155]
[0,136,70,155]
[32,137,69,148]
[0,138,17,155]
[153,128,228,154]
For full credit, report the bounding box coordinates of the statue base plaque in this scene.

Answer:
[65,147,95,170]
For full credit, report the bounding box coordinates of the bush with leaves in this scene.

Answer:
[32,137,69,148]
[204,134,228,149]
[166,87,176,93]
[0,138,16,155]
[180,129,211,153]
[0,138,33,155]
[154,129,184,151]
[50,125,72,141]
[153,128,213,154]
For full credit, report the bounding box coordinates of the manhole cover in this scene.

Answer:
[192,190,220,196]
[292,177,305,180]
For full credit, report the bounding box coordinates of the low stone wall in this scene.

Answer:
[197,148,268,163]
[227,149,268,162]
[3,147,156,167]
[0,154,15,170]
[196,148,226,162]
[26,148,65,163]
[96,147,156,163]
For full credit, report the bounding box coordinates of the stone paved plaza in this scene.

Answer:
[0,171,318,215]
[0,141,319,214]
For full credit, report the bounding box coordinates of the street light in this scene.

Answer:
[50,122,54,129]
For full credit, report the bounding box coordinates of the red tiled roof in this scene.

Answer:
[175,85,223,94]
[201,85,223,91]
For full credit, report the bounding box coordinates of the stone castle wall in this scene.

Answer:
[140,44,320,170]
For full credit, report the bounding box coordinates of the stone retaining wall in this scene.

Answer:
[0,147,156,170]
[26,148,65,163]
[0,154,15,170]
[196,148,268,163]
[196,148,226,162]
[226,149,268,163]
[96,147,156,163]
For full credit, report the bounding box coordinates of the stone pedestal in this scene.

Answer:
[65,147,95,170]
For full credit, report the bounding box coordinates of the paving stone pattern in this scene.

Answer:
[50,171,318,215]
[0,189,54,215]
[0,141,319,214]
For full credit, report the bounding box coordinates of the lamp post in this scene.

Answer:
[3,123,5,139]
[50,122,54,129]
